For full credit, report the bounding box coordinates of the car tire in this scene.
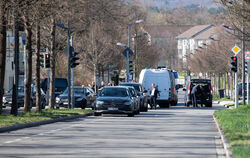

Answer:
[128,113,134,117]
[94,112,101,116]
[205,103,212,107]
[81,100,87,109]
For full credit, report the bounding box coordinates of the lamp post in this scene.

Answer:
[133,32,147,82]
[127,19,144,82]
[117,42,129,82]
[56,21,72,108]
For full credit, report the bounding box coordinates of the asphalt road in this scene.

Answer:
[0,90,226,158]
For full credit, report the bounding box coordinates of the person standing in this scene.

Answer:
[150,83,160,109]
[91,81,98,93]
[191,85,200,108]
[98,81,105,91]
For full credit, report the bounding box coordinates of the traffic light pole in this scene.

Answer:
[126,50,129,82]
[67,20,72,109]
[70,36,74,109]
[235,55,239,108]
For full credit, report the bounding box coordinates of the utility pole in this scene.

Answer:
[242,4,246,105]
[70,36,74,108]
[67,20,72,109]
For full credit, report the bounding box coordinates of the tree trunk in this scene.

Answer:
[24,25,32,112]
[35,22,41,111]
[0,1,7,114]
[11,5,19,115]
[48,18,56,109]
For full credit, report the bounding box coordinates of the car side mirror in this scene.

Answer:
[143,90,147,93]
[183,88,186,91]
[86,92,90,96]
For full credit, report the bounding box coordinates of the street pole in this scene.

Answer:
[247,69,249,104]
[134,37,136,82]
[126,50,129,82]
[242,11,246,105]
[235,55,239,108]
[127,24,131,82]
[71,36,74,109]
[67,20,71,109]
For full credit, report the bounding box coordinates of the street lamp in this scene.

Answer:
[126,19,144,82]
[133,32,148,81]
[56,21,72,108]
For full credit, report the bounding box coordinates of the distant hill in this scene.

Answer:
[137,0,219,9]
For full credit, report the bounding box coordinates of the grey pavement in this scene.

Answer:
[0,90,226,158]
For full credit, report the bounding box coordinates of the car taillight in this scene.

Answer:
[188,84,191,96]
[210,84,213,96]
[173,88,175,94]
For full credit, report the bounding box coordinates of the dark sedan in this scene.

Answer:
[94,86,136,117]
[3,86,46,109]
[119,82,148,112]
[56,86,96,109]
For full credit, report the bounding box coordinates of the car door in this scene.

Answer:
[86,87,96,107]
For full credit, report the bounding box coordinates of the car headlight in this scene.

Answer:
[124,101,132,105]
[96,101,104,105]
[56,97,61,103]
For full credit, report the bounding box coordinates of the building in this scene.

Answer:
[144,25,192,69]
[4,31,25,93]
[176,24,215,63]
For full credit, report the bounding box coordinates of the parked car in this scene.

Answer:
[56,86,96,109]
[238,82,250,99]
[119,82,148,112]
[41,78,68,97]
[139,68,172,108]
[94,86,136,117]
[168,70,178,106]
[127,86,140,114]
[184,79,213,107]
[3,86,46,109]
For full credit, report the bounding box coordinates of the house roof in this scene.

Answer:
[193,26,222,40]
[176,24,214,39]
[144,25,193,38]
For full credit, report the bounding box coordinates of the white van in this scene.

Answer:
[139,69,171,108]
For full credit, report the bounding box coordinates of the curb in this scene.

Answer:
[0,113,93,133]
[213,115,232,158]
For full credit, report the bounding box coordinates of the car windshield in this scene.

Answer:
[9,87,25,94]
[120,84,141,92]
[128,88,136,96]
[100,88,129,97]
[63,87,85,94]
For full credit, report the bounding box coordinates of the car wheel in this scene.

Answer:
[187,102,190,107]
[205,103,212,107]
[94,112,101,116]
[81,100,87,109]
[128,113,134,117]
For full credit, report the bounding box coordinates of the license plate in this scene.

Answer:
[63,102,68,105]
[108,107,118,110]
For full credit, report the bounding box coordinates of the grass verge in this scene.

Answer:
[214,104,250,158]
[0,108,93,127]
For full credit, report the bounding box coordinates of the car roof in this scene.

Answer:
[103,86,128,89]
[119,82,141,85]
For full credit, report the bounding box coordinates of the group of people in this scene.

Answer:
[90,81,115,93]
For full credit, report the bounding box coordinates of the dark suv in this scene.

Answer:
[184,79,213,107]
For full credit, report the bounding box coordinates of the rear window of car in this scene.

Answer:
[100,88,129,97]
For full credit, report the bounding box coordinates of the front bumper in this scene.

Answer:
[94,109,133,115]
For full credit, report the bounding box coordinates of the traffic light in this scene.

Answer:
[129,60,133,73]
[70,52,80,68]
[40,54,45,68]
[231,56,237,72]
[45,53,50,68]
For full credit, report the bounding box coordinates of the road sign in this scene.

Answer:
[232,45,241,55]
[122,47,133,57]
[245,51,250,61]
